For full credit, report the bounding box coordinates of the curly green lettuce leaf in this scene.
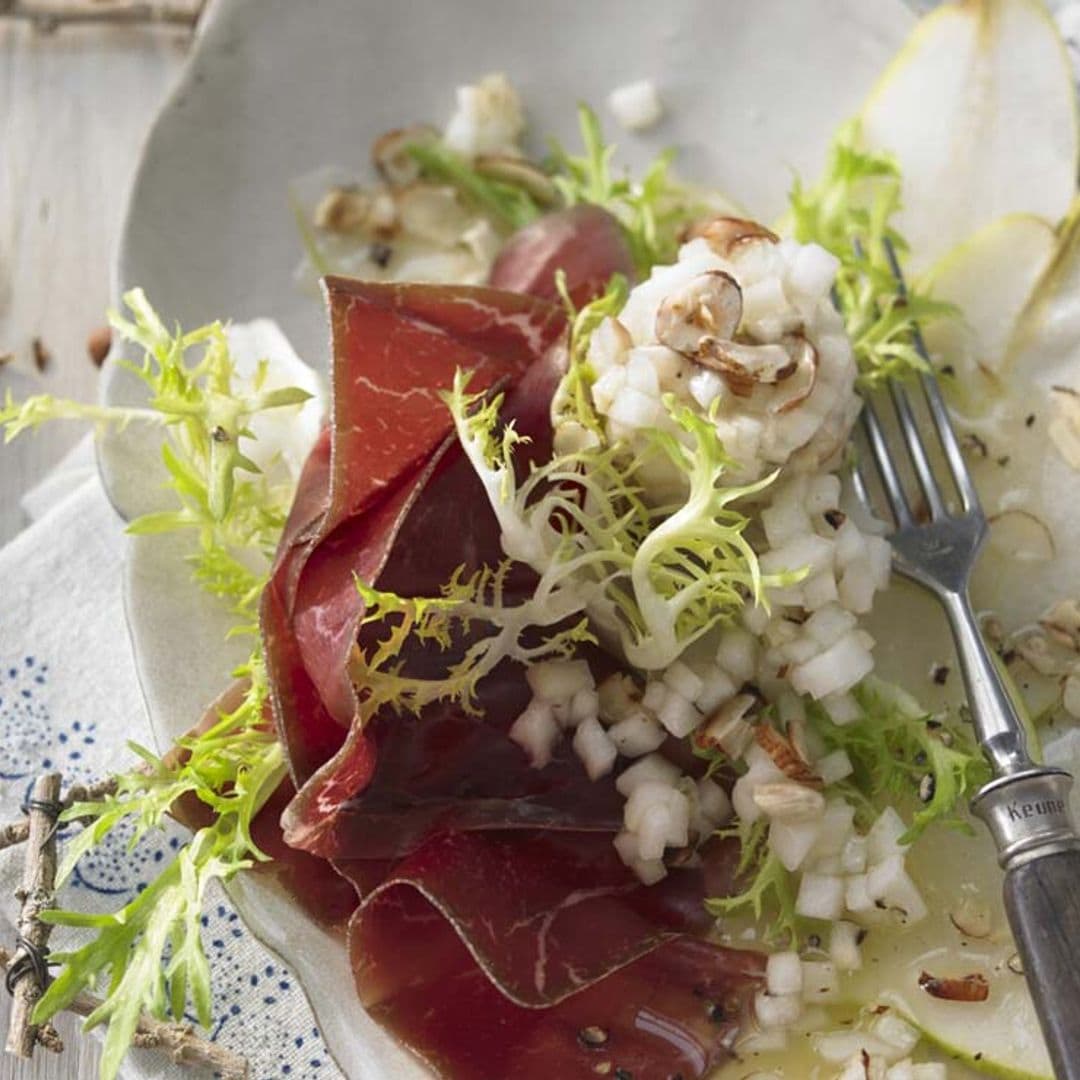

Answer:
[787,119,955,385]
[705,819,799,947]
[349,562,595,722]
[2,289,310,618]
[446,367,800,672]
[3,292,308,1080]
[35,639,286,1080]
[810,676,991,843]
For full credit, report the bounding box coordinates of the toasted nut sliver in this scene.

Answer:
[918,970,990,1002]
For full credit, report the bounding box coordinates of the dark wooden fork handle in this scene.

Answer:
[975,769,1080,1080]
[1004,848,1080,1080]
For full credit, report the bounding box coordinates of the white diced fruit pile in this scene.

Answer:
[503,217,945,1054]
[510,655,928,928]
[583,218,860,492]
[511,221,915,891]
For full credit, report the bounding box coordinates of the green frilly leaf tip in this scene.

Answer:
[350,563,595,724]
[402,104,709,277]
[4,290,307,1080]
[705,819,800,948]
[786,119,957,385]
[33,649,286,1080]
[548,104,710,275]
[810,676,990,844]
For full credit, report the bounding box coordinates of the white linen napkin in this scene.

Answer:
[0,473,346,1080]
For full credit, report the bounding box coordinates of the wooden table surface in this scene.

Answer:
[0,15,192,1078]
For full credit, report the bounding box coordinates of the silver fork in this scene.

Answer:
[853,241,1080,1080]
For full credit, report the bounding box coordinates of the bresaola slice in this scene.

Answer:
[356,898,760,1080]
[351,840,759,1080]
[262,278,567,784]
[283,658,624,858]
[347,832,742,1006]
[490,204,636,306]
[262,210,764,1078]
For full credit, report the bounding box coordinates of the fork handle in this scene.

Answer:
[1003,847,1080,1079]
[974,769,1080,1079]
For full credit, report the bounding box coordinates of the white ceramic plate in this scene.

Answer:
[105,1,931,1076]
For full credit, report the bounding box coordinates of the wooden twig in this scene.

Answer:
[0,944,249,1077]
[0,776,118,853]
[0,0,203,33]
[5,773,61,1058]
[129,1021,249,1078]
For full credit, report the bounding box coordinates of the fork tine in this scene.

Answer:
[888,378,947,519]
[849,459,873,512]
[881,240,982,515]
[916,351,982,514]
[860,398,913,527]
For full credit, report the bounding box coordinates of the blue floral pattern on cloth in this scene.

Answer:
[0,653,343,1080]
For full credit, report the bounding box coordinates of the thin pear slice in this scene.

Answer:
[919,214,1057,416]
[842,819,1052,1080]
[839,724,1080,1080]
[953,199,1080,631]
[860,0,1077,272]
[1009,199,1080,380]
[711,814,1052,1079]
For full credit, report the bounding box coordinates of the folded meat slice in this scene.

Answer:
[355,889,760,1080]
[345,831,740,1004]
[282,659,623,857]
[261,209,763,1078]
[490,204,636,306]
[262,278,567,784]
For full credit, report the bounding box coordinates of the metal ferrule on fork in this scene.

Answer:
[972,768,1080,870]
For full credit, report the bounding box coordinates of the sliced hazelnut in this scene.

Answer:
[698,693,758,758]
[1013,628,1075,677]
[690,215,779,256]
[771,336,820,415]
[655,271,742,358]
[754,723,822,787]
[918,970,990,1003]
[1040,598,1080,651]
[752,780,826,821]
[372,124,439,187]
[949,897,992,940]
[695,334,816,407]
[314,187,373,234]
[701,340,796,390]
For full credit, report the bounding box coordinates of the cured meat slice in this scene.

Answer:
[353,864,761,1080]
[263,280,566,784]
[490,205,636,306]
